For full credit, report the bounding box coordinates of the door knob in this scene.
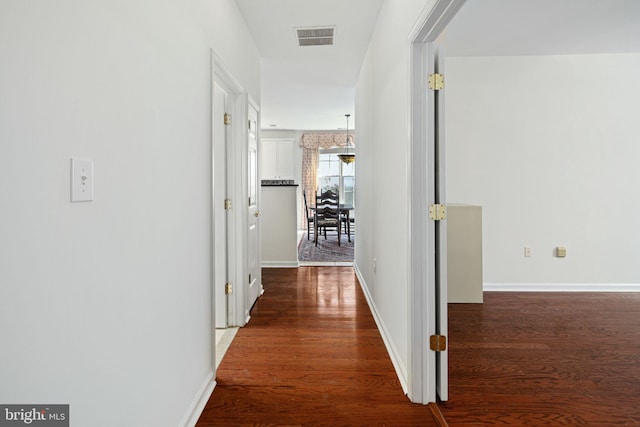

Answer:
[254,211,261,217]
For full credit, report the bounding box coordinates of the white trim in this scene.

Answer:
[261,137,295,144]
[212,53,246,328]
[484,283,640,292]
[408,0,467,405]
[298,261,353,267]
[212,52,244,95]
[408,0,466,42]
[261,261,300,268]
[353,263,409,395]
[178,372,216,427]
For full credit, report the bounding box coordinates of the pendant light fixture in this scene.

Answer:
[337,113,355,164]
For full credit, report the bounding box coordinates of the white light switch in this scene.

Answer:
[71,158,94,202]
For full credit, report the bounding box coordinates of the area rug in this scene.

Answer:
[298,233,354,262]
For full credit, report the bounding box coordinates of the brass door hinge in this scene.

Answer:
[429,204,446,221]
[224,113,232,125]
[428,73,444,91]
[225,283,233,295]
[224,199,232,210]
[430,335,447,352]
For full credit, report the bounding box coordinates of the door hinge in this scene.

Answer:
[225,283,233,295]
[224,113,232,125]
[429,204,447,221]
[224,199,232,210]
[430,335,447,352]
[428,73,444,91]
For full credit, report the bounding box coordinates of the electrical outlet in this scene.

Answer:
[524,247,532,257]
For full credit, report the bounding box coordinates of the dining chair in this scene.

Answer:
[303,191,314,240]
[341,211,354,242]
[314,190,341,246]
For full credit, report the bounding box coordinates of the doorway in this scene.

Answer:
[212,53,263,332]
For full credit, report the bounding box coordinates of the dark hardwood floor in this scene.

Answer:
[442,292,640,426]
[197,267,640,426]
[197,267,440,426]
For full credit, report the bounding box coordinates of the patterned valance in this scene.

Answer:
[300,133,355,149]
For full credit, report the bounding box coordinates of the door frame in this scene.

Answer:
[408,0,466,404]
[212,52,255,333]
[212,80,230,329]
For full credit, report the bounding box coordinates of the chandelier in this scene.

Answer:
[337,113,355,164]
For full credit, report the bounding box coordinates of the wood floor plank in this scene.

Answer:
[198,273,640,426]
[197,267,439,426]
[440,292,640,426]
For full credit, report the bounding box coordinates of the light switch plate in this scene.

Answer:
[71,158,94,202]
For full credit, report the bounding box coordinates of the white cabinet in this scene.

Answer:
[447,204,483,303]
[261,138,294,180]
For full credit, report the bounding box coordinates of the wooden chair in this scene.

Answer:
[303,191,314,240]
[342,212,354,242]
[314,190,341,246]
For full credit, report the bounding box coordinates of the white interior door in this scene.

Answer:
[426,43,449,401]
[409,0,465,404]
[430,45,449,401]
[246,103,262,315]
[213,82,230,328]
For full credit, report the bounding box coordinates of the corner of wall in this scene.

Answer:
[353,262,409,394]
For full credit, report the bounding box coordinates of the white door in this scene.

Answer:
[246,103,262,314]
[409,0,465,405]
[428,44,449,401]
[213,82,230,328]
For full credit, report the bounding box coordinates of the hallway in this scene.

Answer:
[197,267,440,426]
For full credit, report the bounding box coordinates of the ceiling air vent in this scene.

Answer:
[296,27,335,47]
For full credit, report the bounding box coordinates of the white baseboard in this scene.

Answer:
[353,262,409,395]
[484,283,640,292]
[261,261,299,268]
[179,372,216,427]
[298,261,353,267]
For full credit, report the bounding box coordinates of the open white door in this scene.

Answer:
[432,45,448,401]
[409,0,465,404]
[425,42,448,402]
[246,102,262,315]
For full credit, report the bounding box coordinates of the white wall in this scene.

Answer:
[354,0,436,388]
[446,53,640,286]
[0,1,259,426]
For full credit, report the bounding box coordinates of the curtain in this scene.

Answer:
[299,132,355,226]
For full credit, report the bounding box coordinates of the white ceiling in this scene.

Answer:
[235,0,640,131]
[236,0,383,130]
[441,0,640,57]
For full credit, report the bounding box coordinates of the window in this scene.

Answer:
[317,148,355,206]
